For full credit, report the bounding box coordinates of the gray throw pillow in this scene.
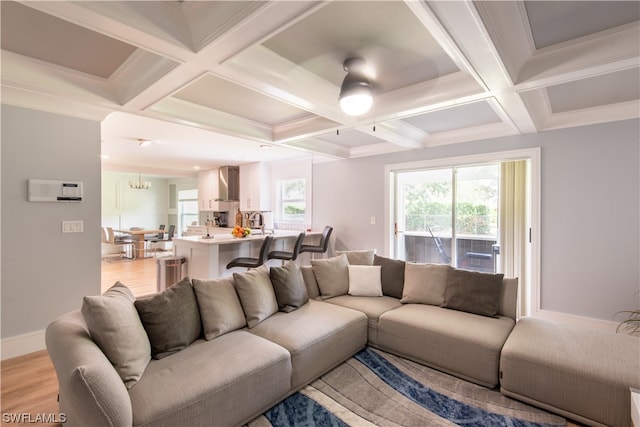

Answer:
[134,277,202,359]
[192,276,247,340]
[335,249,375,265]
[401,263,450,306]
[234,265,279,328]
[81,282,150,389]
[270,261,309,312]
[311,254,349,299]
[442,269,504,317]
[373,255,405,298]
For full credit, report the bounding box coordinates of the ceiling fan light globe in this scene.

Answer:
[340,93,373,116]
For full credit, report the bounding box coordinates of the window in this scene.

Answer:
[276,178,306,224]
[178,189,198,234]
[396,164,499,272]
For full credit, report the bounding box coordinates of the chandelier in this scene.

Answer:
[129,173,151,190]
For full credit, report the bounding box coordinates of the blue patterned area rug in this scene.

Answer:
[248,347,566,427]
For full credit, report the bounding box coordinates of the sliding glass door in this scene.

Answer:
[393,164,498,273]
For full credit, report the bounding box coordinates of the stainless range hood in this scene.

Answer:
[216,166,239,201]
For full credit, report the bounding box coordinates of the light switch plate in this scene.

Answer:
[62,220,84,233]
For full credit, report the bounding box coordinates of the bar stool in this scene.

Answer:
[267,232,305,265]
[299,226,333,259]
[226,236,274,270]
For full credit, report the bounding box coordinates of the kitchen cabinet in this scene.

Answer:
[198,169,220,211]
[240,162,271,211]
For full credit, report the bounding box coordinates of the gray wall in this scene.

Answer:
[312,119,640,322]
[1,105,101,339]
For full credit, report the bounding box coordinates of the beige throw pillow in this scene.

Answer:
[335,249,375,265]
[234,265,279,328]
[81,282,150,389]
[348,265,383,297]
[193,276,247,340]
[311,254,349,299]
[401,263,450,306]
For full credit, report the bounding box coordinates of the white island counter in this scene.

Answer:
[173,231,317,279]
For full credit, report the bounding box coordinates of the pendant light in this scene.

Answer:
[338,57,373,116]
[129,173,151,190]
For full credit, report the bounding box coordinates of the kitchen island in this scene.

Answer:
[173,231,318,279]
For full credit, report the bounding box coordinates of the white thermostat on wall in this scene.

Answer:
[28,179,83,202]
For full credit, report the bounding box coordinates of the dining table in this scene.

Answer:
[114,228,164,259]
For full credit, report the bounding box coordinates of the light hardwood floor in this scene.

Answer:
[2,255,584,427]
[1,256,158,427]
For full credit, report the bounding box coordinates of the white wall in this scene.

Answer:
[1,105,101,356]
[312,119,640,325]
[102,171,171,230]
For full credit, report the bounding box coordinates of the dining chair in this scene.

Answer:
[105,227,133,258]
[267,232,305,265]
[299,226,333,259]
[145,225,165,241]
[226,236,273,270]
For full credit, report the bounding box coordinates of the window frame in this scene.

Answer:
[385,148,541,318]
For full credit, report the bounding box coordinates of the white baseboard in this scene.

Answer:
[1,329,46,360]
[532,308,618,333]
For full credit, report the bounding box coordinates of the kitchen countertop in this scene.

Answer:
[173,230,307,246]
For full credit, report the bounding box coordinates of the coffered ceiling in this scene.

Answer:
[1,1,638,176]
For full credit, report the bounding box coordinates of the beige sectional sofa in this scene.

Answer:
[46,251,639,427]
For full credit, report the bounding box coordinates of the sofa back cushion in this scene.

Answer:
[234,265,279,328]
[442,269,504,317]
[499,277,518,320]
[401,263,450,305]
[81,282,150,388]
[311,254,350,299]
[270,261,309,312]
[300,265,321,299]
[373,255,405,298]
[192,276,247,340]
[134,277,202,359]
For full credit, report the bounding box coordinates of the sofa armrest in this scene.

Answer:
[45,310,133,427]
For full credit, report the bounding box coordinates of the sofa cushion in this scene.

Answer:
[234,265,279,328]
[348,265,383,297]
[249,300,367,389]
[135,277,202,359]
[270,261,309,312]
[373,255,405,298]
[311,254,349,299]
[442,269,504,317]
[335,249,375,265]
[81,282,150,388]
[325,295,402,346]
[192,276,246,340]
[377,304,515,388]
[401,263,450,306]
[500,317,640,427]
[129,330,292,427]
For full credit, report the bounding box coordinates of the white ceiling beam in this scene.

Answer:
[517,24,640,89]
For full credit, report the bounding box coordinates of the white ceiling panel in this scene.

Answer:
[0,0,637,176]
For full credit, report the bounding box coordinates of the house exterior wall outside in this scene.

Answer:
[312,119,639,324]
[1,105,101,343]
